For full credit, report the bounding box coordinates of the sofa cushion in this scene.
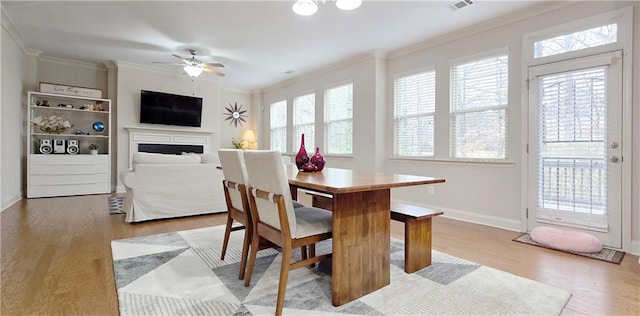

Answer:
[133,152,202,166]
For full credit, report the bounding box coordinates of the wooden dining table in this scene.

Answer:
[286,165,445,306]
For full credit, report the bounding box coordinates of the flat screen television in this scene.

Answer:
[140,90,203,127]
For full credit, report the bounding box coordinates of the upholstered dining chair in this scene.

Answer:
[243,150,333,316]
[218,149,253,279]
[218,149,306,280]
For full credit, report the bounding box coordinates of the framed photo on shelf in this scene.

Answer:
[39,82,103,99]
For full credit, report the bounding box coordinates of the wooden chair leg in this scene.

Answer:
[244,232,261,287]
[220,215,234,260]
[308,243,316,268]
[276,244,292,316]
[238,226,251,280]
[301,245,308,262]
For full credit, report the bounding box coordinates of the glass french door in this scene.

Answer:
[527,51,622,248]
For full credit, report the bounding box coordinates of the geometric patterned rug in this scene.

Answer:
[108,196,125,215]
[111,225,572,316]
[513,233,625,264]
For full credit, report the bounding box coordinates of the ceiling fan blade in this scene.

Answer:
[203,67,226,77]
[171,54,191,65]
[152,61,186,66]
[202,62,225,68]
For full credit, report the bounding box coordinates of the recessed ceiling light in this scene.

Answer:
[284,70,295,75]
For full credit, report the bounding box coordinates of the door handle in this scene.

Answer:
[610,156,619,163]
[610,142,619,149]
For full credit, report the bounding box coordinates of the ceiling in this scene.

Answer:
[2,1,544,91]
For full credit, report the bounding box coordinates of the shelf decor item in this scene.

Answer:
[31,114,72,134]
[39,82,103,98]
[310,147,325,171]
[295,134,309,170]
[89,143,99,155]
[92,121,105,134]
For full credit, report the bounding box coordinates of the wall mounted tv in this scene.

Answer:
[140,90,203,127]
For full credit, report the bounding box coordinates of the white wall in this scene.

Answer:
[1,11,29,210]
[259,1,639,253]
[37,57,108,96]
[219,89,254,149]
[260,53,384,171]
[114,63,238,191]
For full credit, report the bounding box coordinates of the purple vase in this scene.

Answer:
[310,147,325,171]
[295,134,309,170]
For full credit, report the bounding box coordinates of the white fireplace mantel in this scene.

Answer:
[124,126,216,167]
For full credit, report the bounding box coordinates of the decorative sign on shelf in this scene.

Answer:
[39,82,103,99]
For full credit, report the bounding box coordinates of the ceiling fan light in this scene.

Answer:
[292,0,318,16]
[184,65,203,77]
[336,0,362,11]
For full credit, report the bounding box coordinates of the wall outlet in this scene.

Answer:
[428,186,435,195]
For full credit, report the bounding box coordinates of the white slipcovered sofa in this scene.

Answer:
[119,152,227,223]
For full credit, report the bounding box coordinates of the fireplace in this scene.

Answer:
[138,143,204,155]
[125,126,215,168]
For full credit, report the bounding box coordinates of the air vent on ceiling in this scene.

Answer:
[448,0,474,11]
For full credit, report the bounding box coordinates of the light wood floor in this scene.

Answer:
[1,194,638,315]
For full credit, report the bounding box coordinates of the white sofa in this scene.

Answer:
[119,152,227,223]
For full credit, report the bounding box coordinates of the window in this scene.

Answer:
[324,83,353,154]
[450,53,508,160]
[394,71,435,157]
[269,100,287,152]
[293,93,315,151]
[534,23,617,58]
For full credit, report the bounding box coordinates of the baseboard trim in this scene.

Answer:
[1,192,23,212]
[631,240,640,258]
[392,200,521,232]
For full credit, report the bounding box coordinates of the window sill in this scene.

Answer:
[389,157,515,167]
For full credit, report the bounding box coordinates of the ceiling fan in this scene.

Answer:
[153,49,225,77]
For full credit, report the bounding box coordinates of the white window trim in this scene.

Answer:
[392,68,436,158]
[524,7,631,67]
[324,81,354,155]
[292,92,316,152]
[268,99,288,153]
[449,50,509,161]
[448,47,509,68]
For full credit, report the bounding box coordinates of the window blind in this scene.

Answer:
[535,66,608,231]
[324,83,353,154]
[394,71,435,157]
[450,54,508,160]
[270,100,287,153]
[293,93,315,151]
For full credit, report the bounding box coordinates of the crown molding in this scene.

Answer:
[1,6,29,55]
[388,1,573,60]
[263,50,385,93]
[38,55,107,71]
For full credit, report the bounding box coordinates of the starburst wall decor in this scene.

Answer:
[223,102,247,127]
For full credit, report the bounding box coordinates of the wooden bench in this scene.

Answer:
[390,202,443,273]
[304,191,443,273]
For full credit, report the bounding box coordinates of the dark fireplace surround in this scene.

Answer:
[138,143,204,155]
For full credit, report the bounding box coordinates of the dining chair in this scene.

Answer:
[218,149,307,280]
[218,149,253,279]
[243,150,333,316]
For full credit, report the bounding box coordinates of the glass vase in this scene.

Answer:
[310,147,325,171]
[295,134,309,170]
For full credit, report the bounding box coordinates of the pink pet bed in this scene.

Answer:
[530,226,602,253]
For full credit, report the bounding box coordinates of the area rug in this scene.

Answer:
[108,196,125,215]
[513,233,625,264]
[111,226,571,316]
